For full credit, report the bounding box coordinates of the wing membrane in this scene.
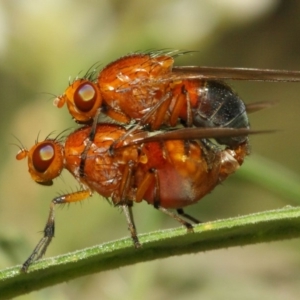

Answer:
[123,127,274,147]
[171,66,300,82]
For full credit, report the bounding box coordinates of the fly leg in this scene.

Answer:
[79,108,102,177]
[113,160,141,248]
[169,84,193,127]
[156,206,194,233]
[21,190,91,272]
[146,92,173,130]
[136,168,194,233]
[121,204,141,248]
[152,170,194,232]
[176,208,201,224]
[109,92,173,152]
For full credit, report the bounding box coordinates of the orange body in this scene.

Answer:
[55,53,249,147]
[98,54,175,124]
[17,122,249,271]
[64,124,248,208]
[19,52,300,271]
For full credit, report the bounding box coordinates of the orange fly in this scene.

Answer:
[54,51,300,147]
[17,51,297,271]
[16,124,260,272]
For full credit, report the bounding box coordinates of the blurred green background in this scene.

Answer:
[1,0,300,299]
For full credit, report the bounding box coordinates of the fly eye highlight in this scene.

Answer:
[32,142,55,173]
[74,83,97,112]
[21,139,64,184]
[55,79,102,122]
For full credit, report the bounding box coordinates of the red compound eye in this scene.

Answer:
[74,83,97,112]
[32,142,55,173]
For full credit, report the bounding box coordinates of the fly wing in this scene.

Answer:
[169,66,300,82]
[245,101,276,113]
[123,127,275,147]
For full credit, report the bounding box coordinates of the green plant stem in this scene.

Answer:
[1,206,300,299]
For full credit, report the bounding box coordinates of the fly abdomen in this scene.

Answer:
[192,80,249,147]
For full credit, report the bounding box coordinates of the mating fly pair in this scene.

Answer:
[17,51,300,271]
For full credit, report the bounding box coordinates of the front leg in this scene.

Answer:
[79,108,102,177]
[21,190,91,272]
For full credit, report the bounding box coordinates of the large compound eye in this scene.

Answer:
[74,82,97,112]
[32,143,55,173]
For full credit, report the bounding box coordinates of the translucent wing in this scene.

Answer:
[122,127,274,147]
[170,66,300,82]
